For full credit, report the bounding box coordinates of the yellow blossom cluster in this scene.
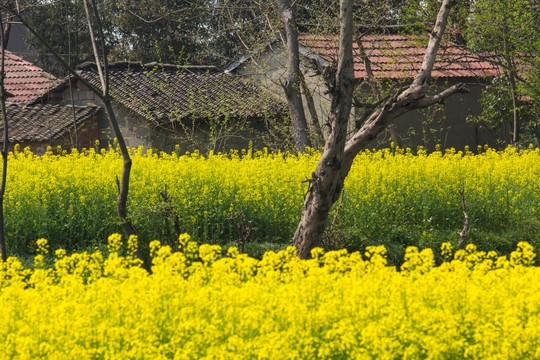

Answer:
[0,235,538,359]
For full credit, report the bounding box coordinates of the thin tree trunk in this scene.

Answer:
[83,0,137,242]
[509,74,519,144]
[299,72,324,147]
[293,0,468,258]
[65,0,79,150]
[356,35,401,147]
[15,3,138,251]
[0,11,9,261]
[277,0,311,152]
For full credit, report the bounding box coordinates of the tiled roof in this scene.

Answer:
[76,62,285,124]
[299,34,500,79]
[2,49,59,103]
[0,103,100,143]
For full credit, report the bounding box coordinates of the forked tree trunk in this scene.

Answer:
[293,0,355,258]
[293,0,469,258]
[277,0,312,152]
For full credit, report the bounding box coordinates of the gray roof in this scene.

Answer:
[76,62,285,125]
[0,103,100,143]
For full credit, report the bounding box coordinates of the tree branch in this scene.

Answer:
[399,0,453,101]
[458,180,469,250]
[416,83,469,108]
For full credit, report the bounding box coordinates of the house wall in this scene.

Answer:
[377,79,505,150]
[232,46,333,146]
[58,82,151,149]
[147,117,280,154]
[232,44,504,151]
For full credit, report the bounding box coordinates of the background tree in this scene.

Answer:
[463,0,539,144]
[108,0,210,64]
[22,0,268,70]
[21,0,117,76]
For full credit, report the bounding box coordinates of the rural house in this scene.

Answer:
[0,49,101,154]
[0,103,101,154]
[42,62,287,153]
[226,32,503,150]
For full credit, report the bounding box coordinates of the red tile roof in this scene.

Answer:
[2,49,59,103]
[299,34,500,79]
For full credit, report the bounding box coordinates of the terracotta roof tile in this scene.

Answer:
[299,34,500,79]
[0,103,100,143]
[2,50,60,103]
[76,62,285,124]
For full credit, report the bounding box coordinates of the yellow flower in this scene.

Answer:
[36,238,49,255]
[107,233,123,253]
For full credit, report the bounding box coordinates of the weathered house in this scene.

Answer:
[0,49,100,154]
[43,62,287,153]
[226,33,503,150]
[0,104,100,154]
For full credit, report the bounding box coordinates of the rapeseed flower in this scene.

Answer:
[0,237,538,358]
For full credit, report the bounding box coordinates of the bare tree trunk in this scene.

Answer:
[299,73,324,147]
[277,0,311,152]
[83,0,137,242]
[64,0,79,150]
[15,3,138,252]
[0,11,9,261]
[293,0,355,258]
[293,0,469,258]
[356,35,401,147]
[509,73,519,144]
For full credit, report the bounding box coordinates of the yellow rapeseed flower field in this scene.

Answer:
[0,235,538,359]
[4,144,539,258]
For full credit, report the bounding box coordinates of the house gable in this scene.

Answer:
[226,33,504,150]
